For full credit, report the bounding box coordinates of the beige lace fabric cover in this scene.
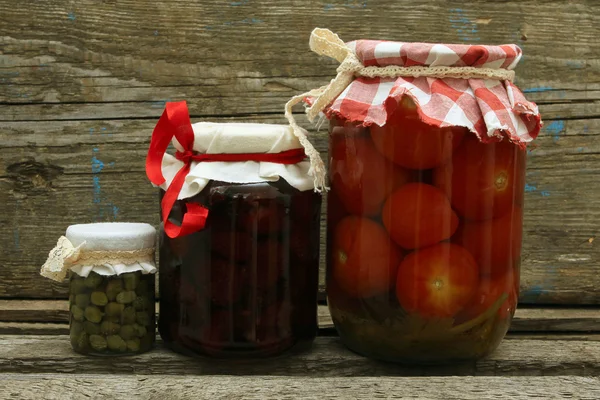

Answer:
[40,236,156,282]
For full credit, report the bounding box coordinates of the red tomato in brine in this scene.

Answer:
[382,183,459,250]
[455,269,518,323]
[331,216,402,298]
[434,136,526,221]
[370,98,466,170]
[330,130,411,216]
[454,208,523,277]
[396,243,479,318]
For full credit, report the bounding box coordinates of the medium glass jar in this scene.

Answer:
[326,98,526,363]
[159,180,321,358]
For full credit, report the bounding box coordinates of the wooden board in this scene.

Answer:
[1,374,599,400]
[3,300,600,334]
[1,0,599,304]
[1,334,599,376]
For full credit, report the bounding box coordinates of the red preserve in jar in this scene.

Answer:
[146,102,324,358]
[294,29,542,363]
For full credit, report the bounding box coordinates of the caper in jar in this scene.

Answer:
[84,272,104,288]
[75,293,90,308]
[91,291,108,306]
[101,320,121,335]
[89,334,108,351]
[136,280,150,296]
[136,311,151,326]
[71,321,84,337]
[123,273,140,290]
[119,324,137,340]
[107,335,127,352]
[116,290,137,304]
[77,332,91,352]
[126,338,141,352]
[134,323,147,338]
[70,278,88,294]
[133,296,148,311]
[71,305,85,322]
[83,321,101,335]
[105,302,124,317]
[84,306,104,323]
[106,279,124,301]
[121,307,136,324]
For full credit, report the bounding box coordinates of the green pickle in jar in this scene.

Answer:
[68,271,155,356]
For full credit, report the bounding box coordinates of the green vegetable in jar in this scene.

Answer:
[91,291,108,306]
[70,278,88,294]
[100,320,121,335]
[136,311,151,326]
[105,279,123,301]
[89,334,108,351]
[134,324,147,338]
[84,306,104,323]
[116,290,137,304]
[71,305,85,322]
[75,293,90,308]
[133,296,148,311]
[136,280,150,296]
[121,307,136,324]
[69,294,76,304]
[119,324,137,340]
[105,302,124,317]
[71,321,84,337]
[84,272,104,288]
[106,335,127,352]
[126,338,140,352]
[77,332,91,352]
[123,273,140,290]
[83,321,101,335]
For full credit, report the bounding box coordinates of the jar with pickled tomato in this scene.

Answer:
[296,31,542,363]
[146,101,324,358]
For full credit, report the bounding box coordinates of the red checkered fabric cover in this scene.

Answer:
[322,40,542,146]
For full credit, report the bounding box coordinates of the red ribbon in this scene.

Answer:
[146,101,306,238]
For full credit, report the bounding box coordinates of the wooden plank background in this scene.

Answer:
[1,0,599,304]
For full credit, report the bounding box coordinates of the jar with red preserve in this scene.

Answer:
[292,29,542,363]
[146,101,324,358]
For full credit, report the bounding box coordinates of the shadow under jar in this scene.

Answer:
[159,180,321,358]
[326,97,528,364]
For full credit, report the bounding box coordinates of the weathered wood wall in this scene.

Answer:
[1,0,598,304]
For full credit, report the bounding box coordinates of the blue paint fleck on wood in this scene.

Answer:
[522,86,554,93]
[543,120,565,142]
[67,11,76,21]
[449,8,480,42]
[91,147,119,221]
[524,183,537,192]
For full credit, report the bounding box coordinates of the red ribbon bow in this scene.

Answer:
[146,101,306,238]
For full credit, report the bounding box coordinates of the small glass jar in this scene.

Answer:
[42,222,157,356]
[326,98,526,363]
[159,180,321,358]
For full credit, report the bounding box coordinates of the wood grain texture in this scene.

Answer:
[4,300,600,334]
[1,0,599,304]
[1,335,600,376]
[1,374,599,400]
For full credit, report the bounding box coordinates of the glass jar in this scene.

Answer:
[69,270,156,355]
[158,180,321,358]
[40,222,157,356]
[326,98,526,363]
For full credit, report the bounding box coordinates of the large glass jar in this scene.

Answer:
[159,180,321,358]
[326,98,526,363]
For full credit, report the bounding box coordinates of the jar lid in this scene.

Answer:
[66,222,156,251]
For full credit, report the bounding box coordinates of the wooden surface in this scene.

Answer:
[1,334,600,376]
[1,1,599,305]
[1,375,599,400]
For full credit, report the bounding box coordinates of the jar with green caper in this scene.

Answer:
[69,271,155,355]
[41,222,157,356]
